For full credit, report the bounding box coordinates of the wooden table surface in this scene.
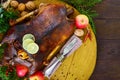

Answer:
[90,0,120,80]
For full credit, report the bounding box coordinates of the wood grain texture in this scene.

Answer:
[95,19,120,39]
[90,40,120,80]
[90,0,120,80]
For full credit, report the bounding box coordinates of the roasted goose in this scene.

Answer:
[0,4,75,75]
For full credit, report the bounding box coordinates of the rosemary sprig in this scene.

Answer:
[61,0,102,34]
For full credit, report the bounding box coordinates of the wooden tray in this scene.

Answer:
[33,0,97,80]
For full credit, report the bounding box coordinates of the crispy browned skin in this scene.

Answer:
[21,4,68,41]
[1,4,75,75]
[1,4,68,44]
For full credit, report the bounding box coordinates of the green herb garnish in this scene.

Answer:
[0,6,18,33]
[61,0,102,34]
[0,66,25,80]
[0,44,6,59]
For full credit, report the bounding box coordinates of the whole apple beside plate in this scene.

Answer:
[75,14,89,29]
[29,71,44,80]
[16,64,28,77]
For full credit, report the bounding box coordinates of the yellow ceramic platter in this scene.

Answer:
[33,0,97,80]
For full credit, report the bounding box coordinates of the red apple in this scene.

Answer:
[75,14,89,29]
[29,71,44,80]
[16,64,28,77]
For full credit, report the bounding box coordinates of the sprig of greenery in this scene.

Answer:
[0,6,19,33]
[0,66,8,80]
[0,66,25,80]
[61,0,102,34]
[0,44,6,59]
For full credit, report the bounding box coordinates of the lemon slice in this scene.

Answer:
[74,29,84,37]
[22,34,35,41]
[22,39,34,50]
[26,43,39,54]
